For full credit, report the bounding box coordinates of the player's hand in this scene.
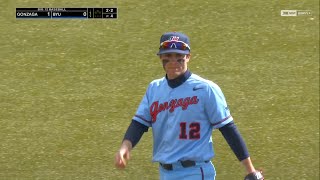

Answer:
[114,141,132,169]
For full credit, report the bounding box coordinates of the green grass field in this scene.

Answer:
[0,0,319,179]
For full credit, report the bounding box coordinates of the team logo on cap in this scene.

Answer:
[169,36,179,41]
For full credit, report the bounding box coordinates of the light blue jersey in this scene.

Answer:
[132,73,233,164]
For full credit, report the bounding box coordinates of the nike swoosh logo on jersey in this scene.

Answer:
[193,87,203,91]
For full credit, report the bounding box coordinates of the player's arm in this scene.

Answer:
[219,122,249,163]
[204,82,263,179]
[115,120,149,169]
[115,84,152,169]
[123,120,149,148]
[219,122,263,179]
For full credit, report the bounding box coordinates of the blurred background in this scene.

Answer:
[0,0,319,179]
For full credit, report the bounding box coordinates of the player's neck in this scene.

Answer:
[167,75,179,80]
[166,70,191,88]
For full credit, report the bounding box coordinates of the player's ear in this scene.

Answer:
[185,54,191,62]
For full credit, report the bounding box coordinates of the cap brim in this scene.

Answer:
[157,49,190,55]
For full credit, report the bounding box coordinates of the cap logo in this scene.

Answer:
[169,36,179,41]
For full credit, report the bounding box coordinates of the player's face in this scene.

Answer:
[159,53,190,80]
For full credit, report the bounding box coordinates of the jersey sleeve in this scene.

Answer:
[132,85,152,127]
[204,82,233,129]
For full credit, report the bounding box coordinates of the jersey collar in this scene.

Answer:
[166,70,191,88]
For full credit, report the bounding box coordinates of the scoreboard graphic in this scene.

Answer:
[16,8,118,19]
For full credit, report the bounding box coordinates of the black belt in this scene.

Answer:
[160,160,209,171]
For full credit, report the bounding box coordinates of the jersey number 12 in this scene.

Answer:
[179,122,200,139]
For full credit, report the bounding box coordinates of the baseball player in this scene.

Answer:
[114,32,264,180]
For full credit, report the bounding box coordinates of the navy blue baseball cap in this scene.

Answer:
[157,32,191,55]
